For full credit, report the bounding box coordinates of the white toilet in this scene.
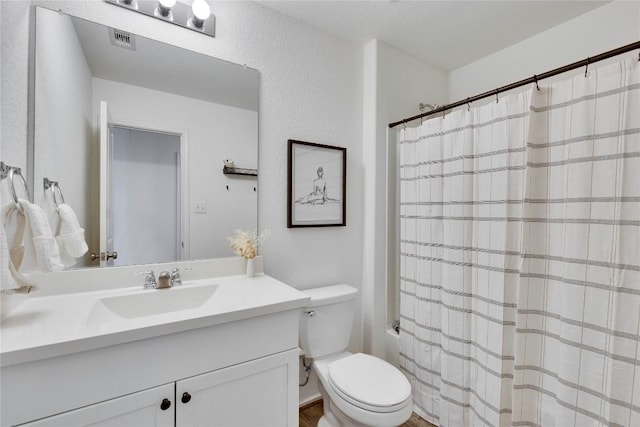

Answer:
[299,284,413,427]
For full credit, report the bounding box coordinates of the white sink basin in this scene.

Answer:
[95,285,219,319]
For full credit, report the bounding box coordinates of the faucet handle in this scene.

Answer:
[134,270,157,289]
[157,271,171,289]
[170,267,192,286]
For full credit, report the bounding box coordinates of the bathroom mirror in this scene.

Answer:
[33,7,259,269]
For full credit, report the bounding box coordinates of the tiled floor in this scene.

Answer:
[299,400,435,427]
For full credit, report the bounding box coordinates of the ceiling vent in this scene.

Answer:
[109,28,136,51]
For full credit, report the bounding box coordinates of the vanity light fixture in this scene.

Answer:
[105,0,215,38]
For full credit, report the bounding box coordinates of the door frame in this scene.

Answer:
[108,117,190,262]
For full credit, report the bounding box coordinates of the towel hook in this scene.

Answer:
[44,178,65,208]
[43,177,56,190]
[0,161,10,180]
[8,167,32,208]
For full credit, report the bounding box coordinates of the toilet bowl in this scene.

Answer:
[299,285,412,427]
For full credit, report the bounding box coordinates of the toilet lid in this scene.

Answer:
[327,353,411,410]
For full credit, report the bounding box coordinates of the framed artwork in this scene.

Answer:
[287,140,346,228]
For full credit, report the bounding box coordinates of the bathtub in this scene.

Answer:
[385,325,401,368]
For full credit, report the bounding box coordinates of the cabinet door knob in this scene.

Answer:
[160,398,171,410]
[181,392,192,404]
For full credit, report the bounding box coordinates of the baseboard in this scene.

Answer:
[299,396,322,409]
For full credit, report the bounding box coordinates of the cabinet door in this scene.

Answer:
[21,383,174,427]
[176,349,298,427]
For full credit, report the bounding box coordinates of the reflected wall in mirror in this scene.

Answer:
[33,7,259,269]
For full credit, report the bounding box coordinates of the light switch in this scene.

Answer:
[195,202,207,214]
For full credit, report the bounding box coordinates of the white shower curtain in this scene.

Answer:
[512,58,640,427]
[399,58,639,426]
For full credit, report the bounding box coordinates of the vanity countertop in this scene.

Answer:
[0,274,309,367]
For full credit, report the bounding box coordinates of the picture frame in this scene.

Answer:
[287,140,346,228]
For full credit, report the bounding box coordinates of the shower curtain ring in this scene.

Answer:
[495,90,499,104]
[533,75,540,91]
[466,98,471,111]
[585,57,590,77]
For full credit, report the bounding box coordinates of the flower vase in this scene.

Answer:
[246,257,255,277]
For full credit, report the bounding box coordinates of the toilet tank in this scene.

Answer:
[299,284,358,359]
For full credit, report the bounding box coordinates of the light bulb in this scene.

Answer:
[157,0,176,17]
[191,0,210,28]
[159,0,176,6]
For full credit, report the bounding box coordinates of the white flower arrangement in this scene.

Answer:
[227,229,269,259]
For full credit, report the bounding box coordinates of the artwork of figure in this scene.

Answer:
[295,166,339,205]
[288,140,346,227]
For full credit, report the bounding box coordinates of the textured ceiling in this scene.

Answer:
[258,0,609,71]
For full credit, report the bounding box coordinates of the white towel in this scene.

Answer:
[55,203,88,267]
[1,202,21,291]
[1,202,37,293]
[17,199,64,274]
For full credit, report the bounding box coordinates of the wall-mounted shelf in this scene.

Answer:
[223,166,258,177]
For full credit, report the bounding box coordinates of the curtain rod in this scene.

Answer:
[389,40,640,129]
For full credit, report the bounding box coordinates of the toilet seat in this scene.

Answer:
[327,353,412,413]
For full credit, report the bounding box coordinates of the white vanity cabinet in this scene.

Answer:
[21,350,298,427]
[2,304,304,427]
[21,383,175,427]
[176,350,298,427]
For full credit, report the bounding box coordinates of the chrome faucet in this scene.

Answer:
[142,271,157,289]
[137,267,192,289]
[171,268,183,286]
[170,267,191,286]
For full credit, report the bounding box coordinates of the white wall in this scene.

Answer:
[2,0,363,285]
[362,40,448,360]
[92,78,258,260]
[33,7,93,264]
[449,1,640,101]
[0,1,30,173]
